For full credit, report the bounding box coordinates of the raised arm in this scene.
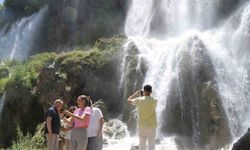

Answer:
[127,90,141,104]
[64,110,88,121]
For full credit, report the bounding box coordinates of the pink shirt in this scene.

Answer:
[73,107,91,128]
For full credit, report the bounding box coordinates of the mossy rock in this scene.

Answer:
[0,36,130,148]
[162,36,231,149]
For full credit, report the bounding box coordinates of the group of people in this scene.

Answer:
[44,84,250,150]
[45,95,104,150]
[45,84,157,150]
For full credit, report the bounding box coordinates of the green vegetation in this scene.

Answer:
[3,53,55,97]
[11,125,46,150]
[0,4,4,10]
[0,64,9,95]
[0,36,126,148]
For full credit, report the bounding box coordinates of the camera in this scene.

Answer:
[140,90,143,97]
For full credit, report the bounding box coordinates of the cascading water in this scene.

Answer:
[107,0,250,149]
[0,6,47,60]
[0,93,5,120]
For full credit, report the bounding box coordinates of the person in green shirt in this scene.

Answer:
[128,85,157,150]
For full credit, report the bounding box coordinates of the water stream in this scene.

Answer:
[109,0,250,149]
[0,7,47,60]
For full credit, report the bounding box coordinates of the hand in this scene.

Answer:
[128,90,141,102]
[63,110,72,116]
[60,112,65,118]
[63,116,67,121]
[136,90,142,96]
[97,131,102,138]
[62,127,70,131]
[48,132,52,139]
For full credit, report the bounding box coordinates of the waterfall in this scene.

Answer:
[119,40,131,89]
[0,93,6,120]
[0,6,47,60]
[121,0,250,149]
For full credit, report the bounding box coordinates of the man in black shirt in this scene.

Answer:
[45,99,63,150]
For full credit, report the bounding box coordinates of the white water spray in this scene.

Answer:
[0,93,6,120]
[112,0,250,149]
[0,7,47,60]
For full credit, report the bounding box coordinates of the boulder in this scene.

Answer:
[162,36,231,149]
[120,41,147,129]
[103,119,129,140]
[130,145,139,150]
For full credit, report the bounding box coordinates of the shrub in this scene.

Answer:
[11,125,46,150]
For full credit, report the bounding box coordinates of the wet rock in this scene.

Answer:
[103,119,129,140]
[232,128,250,150]
[162,36,231,149]
[130,145,139,150]
[120,41,147,133]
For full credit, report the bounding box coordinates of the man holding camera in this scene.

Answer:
[128,85,157,150]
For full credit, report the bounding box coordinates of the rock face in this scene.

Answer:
[43,0,127,49]
[0,36,127,147]
[161,36,231,150]
[36,36,125,115]
[0,34,234,149]
[0,0,128,55]
[119,41,147,134]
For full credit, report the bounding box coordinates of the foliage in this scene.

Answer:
[0,64,10,94]
[0,4,4,10]
[11,125,46,150]
[8,64,35,89]
[6,53,55,90]
[26,53,56,77]
[0,36,126,148]
[0,56,54,148]
[0,78,9,95]
[57,36,124,73]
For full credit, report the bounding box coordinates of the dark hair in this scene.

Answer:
[144,85,152,92]
[68,106,77,113]
[78,95,91,107]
